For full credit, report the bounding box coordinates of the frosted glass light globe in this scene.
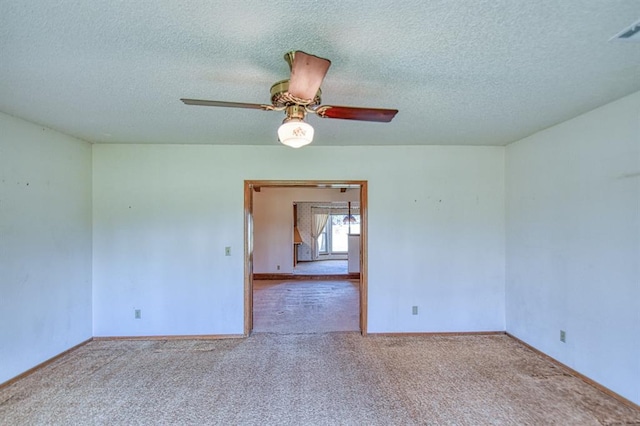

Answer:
[277,121,314,148]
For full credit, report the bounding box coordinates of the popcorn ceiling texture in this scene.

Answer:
[0,1,639,146]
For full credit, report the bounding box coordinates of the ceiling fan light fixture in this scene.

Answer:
[278,119,314,148]
[181,51,398,143]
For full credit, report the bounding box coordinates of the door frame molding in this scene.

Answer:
[244,180,368,336]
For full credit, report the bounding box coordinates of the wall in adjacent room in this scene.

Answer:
[253,188,358,273]
[92,145,505,336]
[0,113,93,384]
[506,90,640,405]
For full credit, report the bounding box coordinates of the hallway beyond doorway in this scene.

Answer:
[252,280,359,333]
[293,260,348,275]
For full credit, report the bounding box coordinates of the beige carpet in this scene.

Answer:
[293,260,348,275]
[1,334,639,425]
[253,280,359,333]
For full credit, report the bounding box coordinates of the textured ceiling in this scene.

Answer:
[1,1,639,146]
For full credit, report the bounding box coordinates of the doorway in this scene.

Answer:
[293,200,360,277]
[244,180,368,336]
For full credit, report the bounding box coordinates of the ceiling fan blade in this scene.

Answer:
[316,106,399,122]
[180,98,268,110]
[287,51,331,101]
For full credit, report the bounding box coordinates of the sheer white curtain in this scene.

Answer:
[311,209,330,259]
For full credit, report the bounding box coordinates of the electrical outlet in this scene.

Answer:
[225,246,231,256]
[135,309,141,319]
[412,306,418,315]
[277,265,280,270]
[560,330,566,343]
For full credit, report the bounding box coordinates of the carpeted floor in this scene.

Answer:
[293,260,348,275]
[253,280,359,333]
[1,334,639,425]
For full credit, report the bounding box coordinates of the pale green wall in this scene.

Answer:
[0,112,93,384]
[506,90,640,404]
[92,144,506,336]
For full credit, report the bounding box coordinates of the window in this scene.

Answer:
[318,230,327,253]
[319,214,360,254]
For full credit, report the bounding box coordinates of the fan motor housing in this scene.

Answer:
[270,80,322,108]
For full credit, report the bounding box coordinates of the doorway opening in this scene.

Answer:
[292,200,360,278]
[244,180,368,336]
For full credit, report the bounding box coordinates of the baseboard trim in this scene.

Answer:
[506,333,640,411]
[92,334,246,341]
[254,273,360,280]
[0,337,93,390]
[368,331,506,337]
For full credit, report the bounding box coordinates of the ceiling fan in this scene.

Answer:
[181,51,399,148]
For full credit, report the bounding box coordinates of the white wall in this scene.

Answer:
[506,91,640,405]
[253,188,358,273]
[0,113,92,384]
[92,145,505,336]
